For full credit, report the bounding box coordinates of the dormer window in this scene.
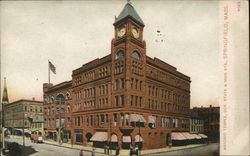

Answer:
[131,51,141,60]
[116,50,125,59]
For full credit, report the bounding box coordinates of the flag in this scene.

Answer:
[49,61,56,74]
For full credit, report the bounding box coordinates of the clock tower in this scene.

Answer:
[111,2,147,108]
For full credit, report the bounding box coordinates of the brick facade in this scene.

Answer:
[192,105,220,142]
[43,2,191,149]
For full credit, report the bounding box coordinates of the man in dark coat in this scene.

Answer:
[115,146,120,156]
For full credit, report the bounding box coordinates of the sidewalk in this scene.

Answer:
[44,139,206,156]
[44,139,129,155]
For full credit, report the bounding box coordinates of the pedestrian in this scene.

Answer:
[79,149,84,156]
[107,145,110,155]
[91,148,95,156]
[135,145,139,156]
[104,144,107,154]
[169,142,172,148]
[115,146,120,156]
[129,145,133,156]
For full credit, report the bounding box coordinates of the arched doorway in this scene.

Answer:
[86,133,93,142]
[166,133,171,146]
[122,135,131,149]
[110,133,118,150]
[135,134,143,150]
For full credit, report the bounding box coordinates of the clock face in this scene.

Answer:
[117,25,126,38]
[132,26,139,38]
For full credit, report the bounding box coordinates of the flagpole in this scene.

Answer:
[48,60,50,84]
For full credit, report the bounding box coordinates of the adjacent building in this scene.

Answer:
[43,2,191,149]
[43,81,72,143]
[190,109,204,134]
[4,99,44,135]
[192,105,220,142]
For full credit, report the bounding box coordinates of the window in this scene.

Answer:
[135,79,138,89]
[115,96,119,106]
[101,114,104,125]
[131,51,141,60]
[161,117,165,128]
[115,79,119,89]
[121,79,125,89]
[172,119,178,128]
[55,94,65,105]
[139,97,142,107]
[121,95,125,106]
[67,118,71,127]
[114,114,117,127]
[135,96,138,106]
[66,92,71,100]
[125,113,129,126]
[116,50,124,59]
[120,114,124,126]
[165,118,170,127]
[105,114,108,125]
[131,95,134,106]
[152,116,157,128]
[67,105,70,113]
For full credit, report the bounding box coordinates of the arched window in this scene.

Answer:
[115,50,124,59]
[55,94,65,105]
[67,105,71,113]
[131,51,141,60]
[66,92,71,100]
[51,96,54,104]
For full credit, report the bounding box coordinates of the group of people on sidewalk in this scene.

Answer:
[129,145,139,156]
[104,144,120,155]
[79,144,139,156]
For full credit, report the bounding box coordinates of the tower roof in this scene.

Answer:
[115,2,144,26]
[2,77,9,103]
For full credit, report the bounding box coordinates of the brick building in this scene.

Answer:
[43,2,191,149]
[190,109,204,134]
[4,99,44,135]
[192,105,220,142]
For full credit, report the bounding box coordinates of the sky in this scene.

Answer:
[0,0,220,108]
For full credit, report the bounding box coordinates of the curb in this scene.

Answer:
[140,143,216,155]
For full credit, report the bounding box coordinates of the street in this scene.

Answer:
[143,143,219,156]
[4,136,219,156]
[5,136,105,156]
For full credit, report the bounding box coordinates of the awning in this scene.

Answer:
[129,114,146,123]
[171,132,187,140]
[15,129,31,134]
[148,116,155,124]
[182,132,196,140]
[135,135,144,142]
[198,134,208,138]
[90,132,107,142]
[111,134,118,142]
[191,134,202,139]
[24,129,32,134]
[122,136,131,143]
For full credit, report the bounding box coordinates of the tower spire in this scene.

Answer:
[2,77,9,104]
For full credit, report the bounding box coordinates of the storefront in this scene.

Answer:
[74,129,83,145]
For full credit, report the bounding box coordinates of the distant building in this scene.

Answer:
[4,99,44,135]
[190,109,204,134]
[192,105,220,142]
[43,81,72,143]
